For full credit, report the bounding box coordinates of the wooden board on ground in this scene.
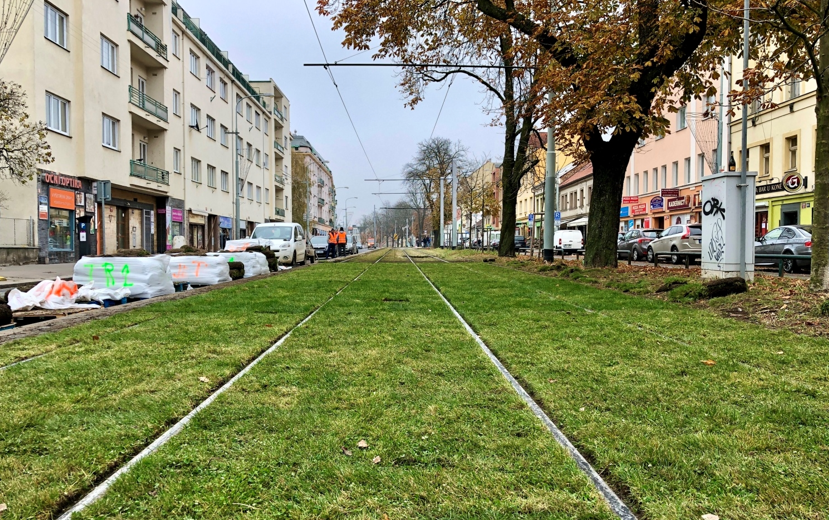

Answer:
[13,308,95,319]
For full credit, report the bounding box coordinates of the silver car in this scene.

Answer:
[755,225,812,273]
[646,224,702,264]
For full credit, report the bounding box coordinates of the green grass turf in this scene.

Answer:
[418,261,829,520]
[74,260,615,519]
[0,262,371,520]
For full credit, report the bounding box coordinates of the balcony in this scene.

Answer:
[273,107,286,124]
[127,14,168,61]
[129,86,168,122]
[130,160,170,185]
[274,174,284,186]
[318,198,325,206]
[317,178,325,186]
[318,217,325,224]
[275,207,286,217]
[274,140,286,155]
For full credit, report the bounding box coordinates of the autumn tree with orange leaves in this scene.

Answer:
[318,0,743,265]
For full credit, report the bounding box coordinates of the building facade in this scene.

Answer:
[0,0,291,263]
[558,162,593,237]
[291,134,336,236]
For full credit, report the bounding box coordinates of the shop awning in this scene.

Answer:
[565,217,588,227]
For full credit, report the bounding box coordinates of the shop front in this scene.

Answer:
[619,187,701,232]
[188,211,207,249]
[755,173,812,237]
[219,217,233,250]
[37,170,97,263]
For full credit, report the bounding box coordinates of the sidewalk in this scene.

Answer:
[0,263,75,289]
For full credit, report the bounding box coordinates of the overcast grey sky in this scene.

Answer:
[186,0,506,225]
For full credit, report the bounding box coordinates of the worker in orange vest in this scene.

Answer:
[337,227,347,256]
[327,228,338,259]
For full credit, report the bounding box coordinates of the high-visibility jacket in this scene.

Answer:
[337,231,347,244]
[328,231,337,244]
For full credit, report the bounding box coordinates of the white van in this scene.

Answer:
[554,229,583,253]
[226,223,308,266]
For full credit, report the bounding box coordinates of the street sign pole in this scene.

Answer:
[451,160,458,249]
[440,175,445,248]
[543,93,557,261]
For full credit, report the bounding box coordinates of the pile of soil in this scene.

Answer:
[0,303,12,325]
[267,258,279,272]
[244,245,279,272]
[228,261,245,280]
[89,249,151,258]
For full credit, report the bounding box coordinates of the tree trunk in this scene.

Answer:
[811,13,829,290]
[499,170,519,256]
[584,135,639,267]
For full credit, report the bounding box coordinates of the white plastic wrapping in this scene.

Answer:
[168,256,231,285]
[224,239,266,252]
[76,283,131,304]
[73,256,175,299]
[7,278,100,311]
[207,252,269,278]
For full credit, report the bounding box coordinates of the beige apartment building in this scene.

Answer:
[0,0,291,263]
[291,134,337,237]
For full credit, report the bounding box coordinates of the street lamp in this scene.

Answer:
[344,196,358,231]
[234,93,275,239]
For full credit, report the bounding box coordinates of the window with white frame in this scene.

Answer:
[246,103,252,122]
[238,177,244,196]
[206,115,215,139]
[677,106,687,130]
[206,66,215,90]
[220,125,228,147]
[171,31,180,58]
[221,170,229,191]
[236,136,243,155]
[697,153,706,180]
[642,171,648,193]
[101,36,117,74]
[265,188,270,204]
[191,158,201,183]
[660,165,666,190]
[172,90,181,116]
[190,104,200,129]
[684,157,691,184]
[44,3,67,48]
[264,153,269,170]
[255,111,260,129]
[264,120,269,136]
[246,142,253,161]
[236,94,243,115]
[633,173,639,195]
[45,92,69,134]
[102,115,119,149]
[173,148,181,173]
[247,182,253,199]
[255,148,260,166]
[189,51,200,77]
[786,136,798,170]
[207,165,216,188]
[788,79,801,100]
[220,79,228,101]
[672,161,678,187]
[761,143,771,177]
[256,185,261,202]
[625,177,630,196]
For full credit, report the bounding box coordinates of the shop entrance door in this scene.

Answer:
[781,203,800,226]
[117,207,129,250]
[143,209,153,253]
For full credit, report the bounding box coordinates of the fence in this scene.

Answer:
[0,217,35,247]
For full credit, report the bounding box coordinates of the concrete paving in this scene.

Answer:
[0,263,76,289]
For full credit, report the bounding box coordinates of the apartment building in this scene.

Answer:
[0,0,291,263]
[558,162,592,237]
[291,134,337,236]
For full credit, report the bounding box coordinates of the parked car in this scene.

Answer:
[618,228,663,261]
[310,236,329,259]
[514,235,528,249]
[248,222,308,266]
[646,224,702,264]
[755,225,812,273]
[344,235,359,255]
[305,241,317,264]
[554,230,583,254]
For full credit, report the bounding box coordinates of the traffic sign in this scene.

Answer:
[554,211,561,223]
[528,213,534,223]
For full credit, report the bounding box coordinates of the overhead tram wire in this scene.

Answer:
[305,63,538,70]
[430,76,455,139]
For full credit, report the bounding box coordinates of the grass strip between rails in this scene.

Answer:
[0,263,368,520]
[75,262,616,519]
[418,261,829,520]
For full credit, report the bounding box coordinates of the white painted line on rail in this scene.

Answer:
[405,252,637,520]
[0,353,49,372]
[57,252,386,520]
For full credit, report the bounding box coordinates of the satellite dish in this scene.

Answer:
[0,0,35,64]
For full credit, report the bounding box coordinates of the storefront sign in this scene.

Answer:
[632,203,648,215]
[667,196,691,211]
[802,202,811,209]
[39,204,48,220]
[219,216,233,229]
[39,195,48,204]
[171,209,184,222]
[661,189,680,198]
[41,172,83,189]
[50,188,76,210]
[650,196,665,211]
[783,172,804,193]
[188,212,205,225]
[623,196,639,204]
[620,206,630,218]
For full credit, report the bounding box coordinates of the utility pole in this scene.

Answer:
[451,160,458,249]
[739,0,749,280]
[543,93,557,262]
[440,175,445,248]
[373,205,377,243]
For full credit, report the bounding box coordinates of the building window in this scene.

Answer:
[246,103,252,122]
[625,176,630,196]
[256,185,261,202]
[48,208,73,251]
[246,142,253,161]
[264,153,269,170]
[254,148,261,166]
[221,170,229,192]
[632,173,639,196]
[238,177,244,196]
[652,168,658,191]
[236,94,243,115]
[45,92,69,134]
[697,153,706,180]
[265,188,270,204]
[220,79,228,101]
[173,148,181,173]
[672,161,678,187]
[236,136,243,156]
[172,90,181,116]
[205,66,215,90]
[677,105,687,130]
[101,36,117,74]
[220,125,229,147]
[264,121,269,136]
[189,51,200,77]
[190,104,200,129]
[660,166,666,191]
[787,136,798,170]
[761,143,770,177]
[684,157,691,184]
[788,79,801,100]
[247,182,253,199]
[102,114,119,149]
[587,187,592,205]
[191,158,201,183]
[206,115,215,139]
[642,171,648,193]
[171,31,180,58]
[207,165,216,188]
[255,111,261,129]
[44,3,67,48]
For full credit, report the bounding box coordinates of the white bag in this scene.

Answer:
[7,278,100,312]
[73,256,175,299]
[208,252,268,278]
[75,282,131,304]
[168,256,231,285]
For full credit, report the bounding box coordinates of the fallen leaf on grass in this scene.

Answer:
[548,379,557,383]
[373,456,381,464]
[265,324,273,328]
[579,407,586,412]
[701,515,719,520]
[198,376,210,383]
[701,360,717,366]
[777,351,784,355]
[92,335,100,341]
[0,503,7,514]
[341,446,352,456]
[357,439,368,449]
[382,515,390,520]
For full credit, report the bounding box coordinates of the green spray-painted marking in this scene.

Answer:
[102,263,115,287]
[121,264,134,287]
[229,257,234,263]
[86,264,94,280]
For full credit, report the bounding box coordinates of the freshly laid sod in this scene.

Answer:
[75,260,616,519]
[0,262,371,520]
[419,260,829,520]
